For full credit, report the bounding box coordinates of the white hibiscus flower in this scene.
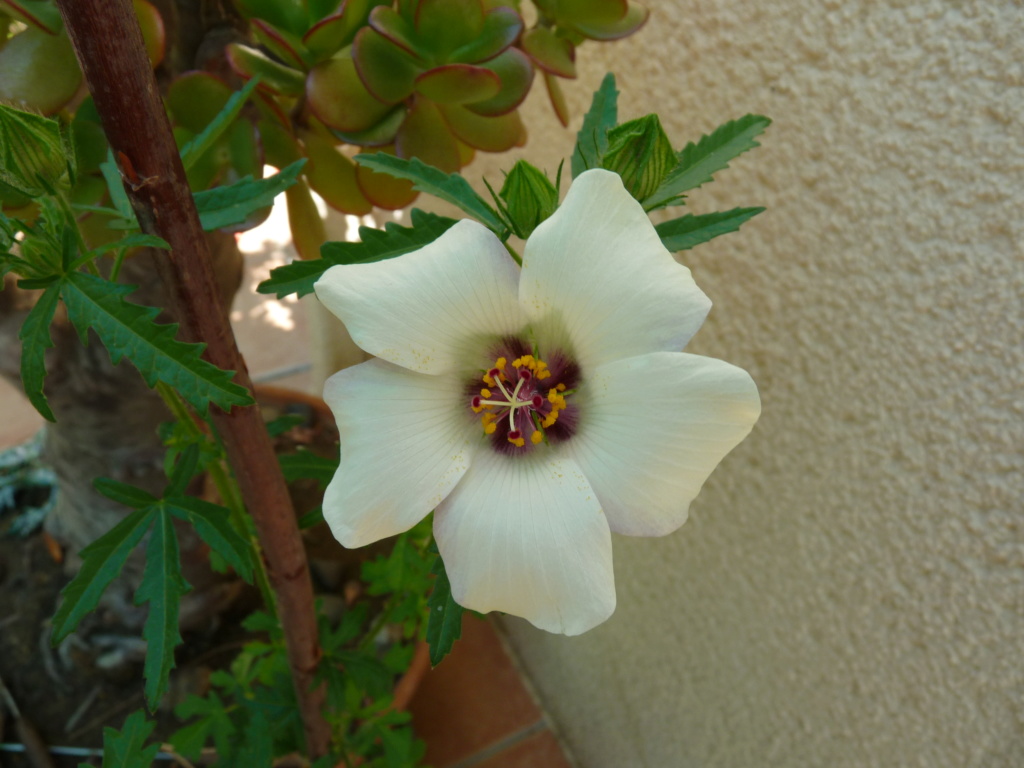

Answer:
[314,168,760,635]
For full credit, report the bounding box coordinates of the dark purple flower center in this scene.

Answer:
[467,338,580,456]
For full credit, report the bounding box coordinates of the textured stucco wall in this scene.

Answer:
[458,2,1024,766]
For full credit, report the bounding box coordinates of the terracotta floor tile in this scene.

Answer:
[472,729,575,768]
[409,615,543,767]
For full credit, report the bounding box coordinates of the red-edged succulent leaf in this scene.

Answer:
[555,0,626,27]
[456,139,475,167]
[166,72,232,133]
[302,131,373,215]
[286,178,327,259]
[466,47,533,116]
[2,0,62,33]
[573,1,648,40]
[355,146,418,209]
[327,104,406,147]
[543,71,570,127]
[449,6,522,64]
[368,5,426,59]
[0,28,82,114]
[252,88,292,128]
[394,98,461,173]
[308,0,344,23]
[259,119,303,168]
[304,4,381,62]
[352,27,421,104]
[438,104,525,152]
[251,19,310,70]
[414,0,484,58]
[521,27,576,78]
[133,0,166,67]
[233,0,308,37]
[414,64,501,105]
[226,43,306,96]
[307,54,393,132]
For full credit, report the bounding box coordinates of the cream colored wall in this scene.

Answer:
[455,2,1024,766]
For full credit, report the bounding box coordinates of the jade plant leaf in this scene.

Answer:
[551,0,626,27]
[467,48,534,117]
[306,55,393,133]
[413,64,501,105]
[655,207,765,252]
[3,0,63,33]
[414,0,484,58]
[251,18,309,70]
[543,72,570,127]
[355,146,418,209]
[133,0,166,66]
[226,44,305,96]
[573,1,648,40]
[352,27,422,104]
[450,6,522,63]
[395,98,461,173]
[367,5,425,58]
[521,27,576,78]
[0,27,82,115]
[438,103,525,153]
[302,131,374,214]
[286,177,327,260]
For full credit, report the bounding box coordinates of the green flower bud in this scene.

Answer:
[600,114,676,202]
[0,102,73,199]
[500,160,559,239]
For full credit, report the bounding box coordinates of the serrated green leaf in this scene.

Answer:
[571,73,618,178]
[95,710,160,768]
[353,154,507,234]
[235,710,275,767]
[336,650,394,699]
[18,281,59,421]
[278,449,338,487]
[644,114,771,210]
[93,477,159,509]
[168,496,254,581]
[99,150,135,221]
[172,692,235,760]
[90,234,171,259]
[59,271,253,414]
[180,77,261,173]
[52,506,155,642]
[426,552,464,666]
[165,443,201,498]
[257,209,458,299]
[193,159,306,231]
[137,507,190,709]
[655,207,765,252]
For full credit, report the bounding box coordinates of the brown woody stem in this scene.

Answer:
[54,0,330,756]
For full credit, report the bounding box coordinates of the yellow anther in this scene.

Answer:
[485,423,497,435]
[530,430,543,445]
[541,412,559,428]
[509,436,525,447]
[556,383,565,391]
[480,388,491,398]
[483,373,495,387]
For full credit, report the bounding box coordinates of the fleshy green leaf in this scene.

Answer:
[353,154,506,234]
[193,159,306,231]
[655,207,765,252]
[571,72,618,178]
[18,280,59,421]
[180,77,261,173]
[167,496,254,581]
[137,507,190,709]
[257,208,457,298]
[426,551,464,666]
[644,114,771,210]
[52,506,155,642]
[95,710,161,768]
[59,271,254,414]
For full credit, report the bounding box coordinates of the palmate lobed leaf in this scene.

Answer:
[656,207,765,252]
[137,507,190,709]
[167,496,254,582]
[643,113,771,211]
[193,159,306,231]
[58,271,253,414]
[52,506,155,642]
[93,710,161,768]
[571,72,618,178]
[18,281,59,421]
[258,208,458,298]
[426,551,464,666]
[354,153,507,233]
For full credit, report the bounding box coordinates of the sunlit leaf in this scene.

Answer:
[655,207,765,251]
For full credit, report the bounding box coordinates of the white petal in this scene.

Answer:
[321,359,476,548]
[570,352,760,536]
[315,220,525,375]
[434,450,615,636]
[520,168,711,369]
